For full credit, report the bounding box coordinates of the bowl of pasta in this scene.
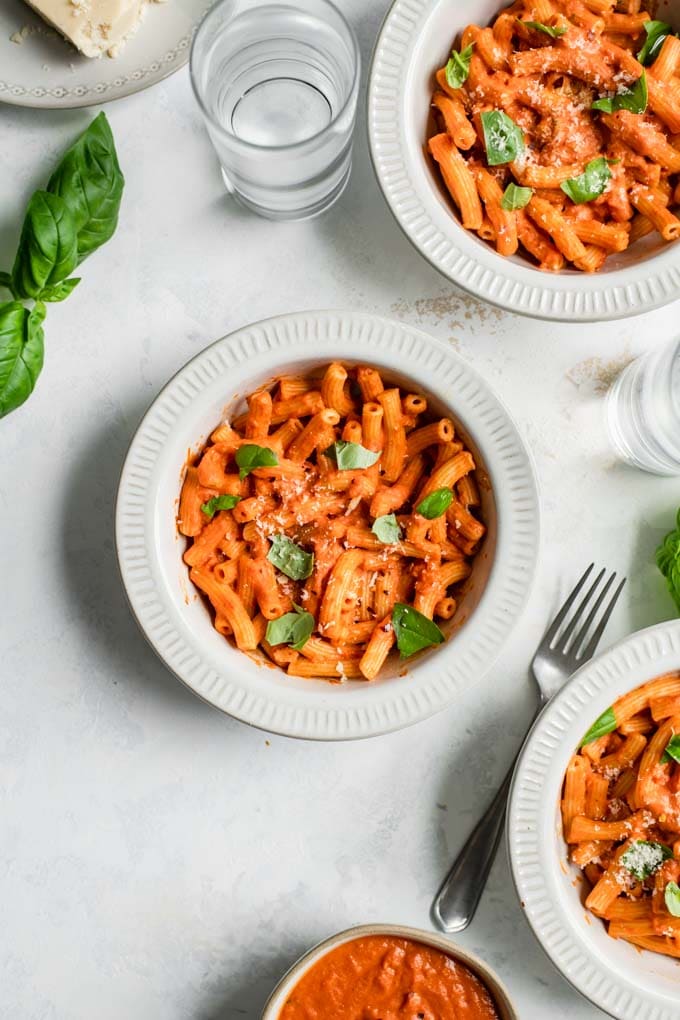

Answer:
[115,310,539,739]
[368,0,680,321]
[508,619,680,1020]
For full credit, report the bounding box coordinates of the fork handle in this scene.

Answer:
[431,762,514,933]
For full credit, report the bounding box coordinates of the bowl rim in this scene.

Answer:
[260,922,519,1019]
[367,0,680,323]
[507,619,680,1020]
[114,309,539,740]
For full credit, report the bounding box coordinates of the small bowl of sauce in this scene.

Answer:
[262,924,517,1020]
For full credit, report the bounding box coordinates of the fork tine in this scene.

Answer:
[569,571,616,658]
[542,563,595,648]
[579,576,627,661]
[552,567,606,653]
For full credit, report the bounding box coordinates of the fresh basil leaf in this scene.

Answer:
[265,605,314,651]
[662,734,680,764]
[39,277,81,303]
[392,603,445,658]
[445,43,474,90]
[0,301,45,419]
[638,20,673,66]
[200,494,241,519]
[580,706,616,747]
[328,440,381,471]
[11,191,78,300]
[372,513,402,544]
[481,110,525,166]
[519,19,567,38]
[665,881,680,917]
[47,112,125,264]
[560,157,613,204]
[0,271,13,294]
[501,183,533,210]
[620,840,673,881]
[267,534,314,580]
[592,72,647,115]
[416,487,453,519]
[235,443,278,480]
[656,508,680,612]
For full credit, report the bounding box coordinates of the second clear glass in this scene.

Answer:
[606,335,680,476]
[190,0,360,221]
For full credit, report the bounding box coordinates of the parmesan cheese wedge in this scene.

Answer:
[22,0,162,58]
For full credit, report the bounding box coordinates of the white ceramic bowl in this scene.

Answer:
[367,0,680,321]
[508,620,680,1020]
[261,923,518,1019]
[115,310,539,740]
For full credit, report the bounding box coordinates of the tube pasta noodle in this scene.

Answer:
[563,673,680,959]
[179,363,486,682]
[428,2,680,271]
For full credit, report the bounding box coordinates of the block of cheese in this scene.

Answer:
[22,0,152,58]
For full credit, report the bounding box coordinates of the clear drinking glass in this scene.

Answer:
[190,0,360,221]
[606,336,680,476]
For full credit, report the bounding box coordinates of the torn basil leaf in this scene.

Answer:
[501,183,533,210]
[620,840,672,881]
[265,605,314,651]
[327,440,380,471]
[235,443,278,480]
[560,158,613,204]
[416,487,453,519]
[372,514,402,544]
[592,72,647,115]
[662,734,680,765]
[519,19,567,38]
[445,43,474,90]
[392,603,445,658]
[200,494,241,519]
[638,20,673,66]
[665,881,680,917]
[481,110,525,166]
[580,706,616,747]
[267,534,314,580]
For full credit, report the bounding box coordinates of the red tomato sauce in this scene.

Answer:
[279,935,501,1020]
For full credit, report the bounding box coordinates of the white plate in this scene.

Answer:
[508,620,680,1020]
[367,0,680,322]
[0,0,210,108]
[115,310,539,740]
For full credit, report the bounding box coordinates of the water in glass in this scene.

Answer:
[191,0,359,220]
[606,336,680,476]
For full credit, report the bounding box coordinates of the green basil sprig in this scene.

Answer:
[327,440,380,470]
[372,514,402,544]
[1,113,123,420]
[620,840,672,881]
[501,183,533,210]
[0,302,45,417]
[665,881,680,917]
[481,110,525,166]
[580,706,616,747]
[638,20,674,66]
[235,444,278,479]
[201,494,241,519]
[561,158,614,204]
[47,111,124,263]
[445,43,474,90]
[416,488,453,519]
[662,734,680,764]
[392,603,445,658]
[518,19,567,38]
[592,72,647,115]
[656,508,680,611]
[267,534,314,580]
[265,605,314,651]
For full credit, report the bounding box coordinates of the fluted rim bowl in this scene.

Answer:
[508,620,680,1020]
[115,310,539,740]
[367,0,680,322]
[260,923,519,1018]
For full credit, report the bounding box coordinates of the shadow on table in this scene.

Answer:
[57,393,210,716]
[193,942,307,1020]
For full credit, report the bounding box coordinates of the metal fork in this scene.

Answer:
[432,563,627,933]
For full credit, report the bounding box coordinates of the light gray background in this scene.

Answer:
[1,2,679,1017]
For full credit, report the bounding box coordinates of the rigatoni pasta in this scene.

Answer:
[178,362,487,682]
[428,1,680,271]
[563,673,680,959]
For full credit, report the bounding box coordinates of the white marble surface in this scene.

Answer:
[1,3,680,1017]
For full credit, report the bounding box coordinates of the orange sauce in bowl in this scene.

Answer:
[279,935,501,1019]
